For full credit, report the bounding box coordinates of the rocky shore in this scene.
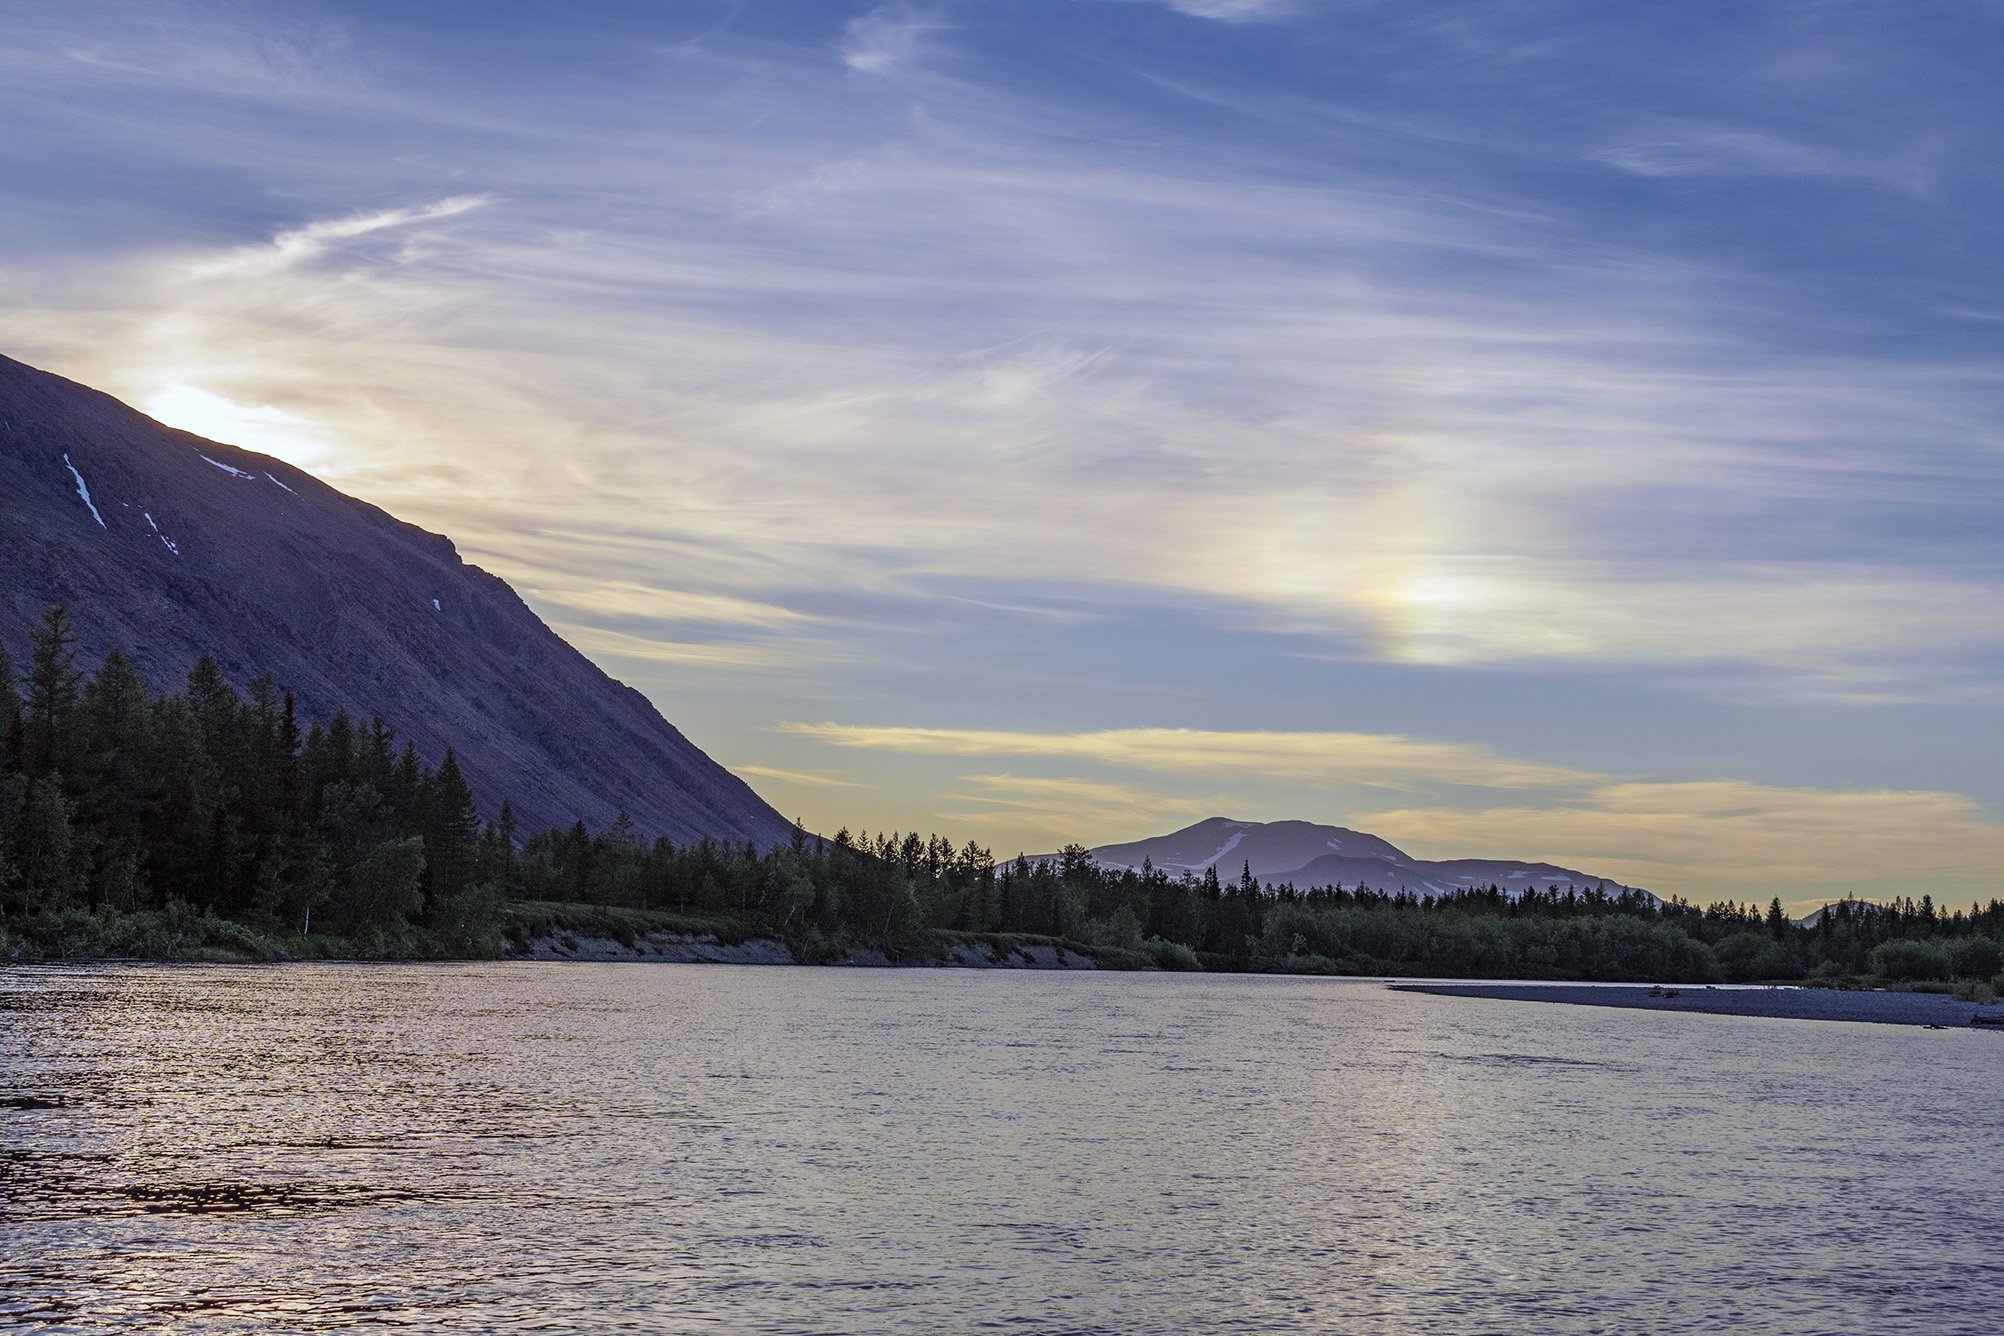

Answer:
[509,932,1100,969]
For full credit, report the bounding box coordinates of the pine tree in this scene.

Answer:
[24,605,82,780]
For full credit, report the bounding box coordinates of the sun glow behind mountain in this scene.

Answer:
[143,386,339,471]
[4,0,2002,910]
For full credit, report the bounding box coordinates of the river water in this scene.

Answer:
[2,964,1998,1334]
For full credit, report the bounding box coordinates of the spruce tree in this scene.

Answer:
[143,693,215,907]
[17,779,83,911]
[185,655,239,754]
[0,633,20,771]
[422,747,480,912]
[78,649,153,897]
[24,605,81,781]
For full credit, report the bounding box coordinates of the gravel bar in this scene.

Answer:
[1393,981,2004,1029]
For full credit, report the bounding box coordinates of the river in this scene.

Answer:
[2,964,1998,1333]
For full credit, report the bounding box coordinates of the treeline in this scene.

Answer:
[0,607,501,957]
[4,606,2003,992]
[523,826,2004,990]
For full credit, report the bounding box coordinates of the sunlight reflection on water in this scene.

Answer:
[1,964,1999,1333]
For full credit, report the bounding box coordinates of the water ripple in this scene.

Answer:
[2,964,1998,1334]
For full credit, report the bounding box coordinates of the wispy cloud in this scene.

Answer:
[842,6,937,75]
[938,773,1234,839]
[9,57,1996,696]
[551,622,802,671]
[513,576,815,631]
[1130,0,1295,21]
[777,723,1599,791]
[734,763,872,789]
[190,195,490,278]
[1593,126,1841,181]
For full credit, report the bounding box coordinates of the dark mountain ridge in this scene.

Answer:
[0,353,790,846]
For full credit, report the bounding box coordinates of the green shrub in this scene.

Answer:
[1954,978,1999,1004]
[1953,936,2003,981]
[1146,936,1202,971]
[1868,938,1954,981]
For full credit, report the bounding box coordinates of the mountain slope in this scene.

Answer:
[1091,819,1408,879]
[0,353,791,846]
[1088,817,1649,899]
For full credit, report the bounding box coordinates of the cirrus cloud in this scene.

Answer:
[776,722,1600,791]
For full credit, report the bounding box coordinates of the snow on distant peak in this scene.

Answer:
[199,453,257,480]
[62,454,106,527]
[265,472,297,495]
[1202,830,1248,868]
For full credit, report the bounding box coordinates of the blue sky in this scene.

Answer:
[5,0,2004,905]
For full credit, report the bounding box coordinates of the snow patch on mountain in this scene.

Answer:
[143,512,180,556]
[200,453,257,480]
[62,453,106,527]
[1204,830,1247,868]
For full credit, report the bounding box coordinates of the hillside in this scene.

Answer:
[0,354,790,845]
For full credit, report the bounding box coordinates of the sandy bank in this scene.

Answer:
[1395,981,2004,1029]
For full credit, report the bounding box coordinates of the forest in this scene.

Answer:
[4,605,2003,997]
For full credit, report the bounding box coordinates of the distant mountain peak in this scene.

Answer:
[0,352,791,845]
[1085,816,1647,900]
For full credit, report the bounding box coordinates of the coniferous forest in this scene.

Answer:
[4,605,2003,996]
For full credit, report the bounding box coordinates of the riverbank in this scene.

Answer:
[6,905,1997,997]
[0,902,1128,968]
[1394,981,2004,1028]
[511,927,1100,969]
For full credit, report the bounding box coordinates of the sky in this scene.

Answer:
[4,0,2003,909]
